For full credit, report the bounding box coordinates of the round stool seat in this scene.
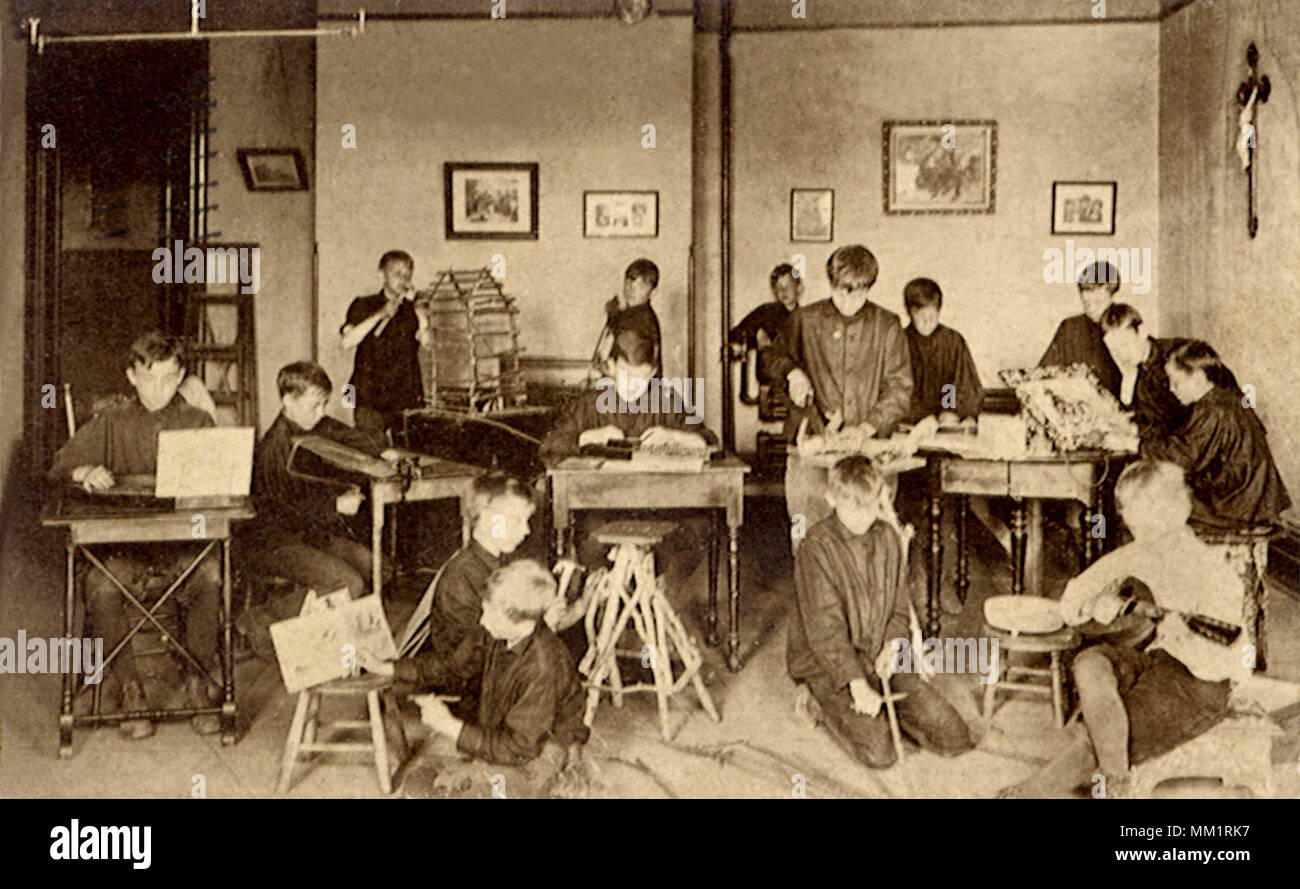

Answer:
[593,519,680,547]
[982,622,1081,654]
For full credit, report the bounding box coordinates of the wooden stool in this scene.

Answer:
[981,623,1081,728]
[1192,522,1277,673]
[277,673,395,795]
[580,520,720,742]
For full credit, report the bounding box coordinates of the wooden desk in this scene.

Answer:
[42,495,255,756]
[920,448,1129,638]
[547,455,750,671]
[367,459,482,599]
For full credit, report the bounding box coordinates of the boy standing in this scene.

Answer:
[1038,260,1123,398]
[901,277,983,424]
[396,560,590,798]
[789,457,972,769]
[340,250,424,436]
[764,245,913,542]
[1097,303,1189,440]
[589,258,663,381]
[1005,460,1249,798]
[49,331,221,738]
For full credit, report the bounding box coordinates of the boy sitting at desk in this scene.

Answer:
[901,277,982,425]
[789,456,972,769]
[589,258,663,382]
[764,245,914,548]
[239,361,402,651]
[1002,460,1251,798]
[377,560,590,798]
[1038,260,1123,399]
[48,331,222,739]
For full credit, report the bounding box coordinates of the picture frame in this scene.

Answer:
[790,188,834,242]
[1051,181,1117,235]
[236,148,308,191]
[883,120,996,215]
[583,190,658,238]
[444,162,539,240]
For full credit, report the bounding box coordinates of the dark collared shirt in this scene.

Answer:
[764,299,914,437]
[788,516,914,690]
[1038,313,1122,398]
[903,323,984,422]
[49,394,213,481]
[249,412,382,548]
[426,539,503,659]
[1142,386,1291,528]
[341,291,424,414]
[1130,337,1190,440]
[539,384,718,461]
[456,623,590,765]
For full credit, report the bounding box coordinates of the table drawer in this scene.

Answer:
[941,460,1009,496]
[1009,461,1096,503]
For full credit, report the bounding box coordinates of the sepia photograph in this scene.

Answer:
[1,0,1298,866]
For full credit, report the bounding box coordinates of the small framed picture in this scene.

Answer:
[883,120,996,215]
[1051,181,1117,235]
[445,162,539,240]
[236,148,308,191]
[583,191,658,238]
[790,188,834,242]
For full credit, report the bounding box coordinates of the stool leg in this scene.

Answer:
[982,654,1001,722]
[662,598,720,723]
[648,595,674,743]
[367,689,392,795]
[1050,652,1065,728]
[277,690,312,794]
[302,691,321,755]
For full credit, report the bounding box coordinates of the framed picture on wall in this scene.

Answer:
[444,162,539,239]
[790,188,834,241]
[583,191,658,238]
[1051,181,1117,235]
[882,120,996,214]
[237,148,308,191]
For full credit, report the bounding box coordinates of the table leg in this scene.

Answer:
[927,481,943,639]
[1010,498,1028,596]
[221,538,237,745]
[371,495,384,599]
[706,511,720,648]
[59,544,76,759]
[955,496,969,606]
[1026,500,1043,597]
[726,523,741,672]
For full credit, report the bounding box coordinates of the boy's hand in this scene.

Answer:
[411,694,461,737]
[366,659,396,677]
[938,411,960,427]
[578,425,624,448]
[875,643,899,681]
[848,678,884,716]
[787,368,814,406]
[72,464,115,493]
[335,487,364,515]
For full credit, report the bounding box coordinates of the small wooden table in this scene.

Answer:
[367,459,483,599]
[42,494,255,756]
[546,455,750,671]
[920,447,1130,638]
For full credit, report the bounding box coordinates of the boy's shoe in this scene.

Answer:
[183,676,223,735]
[235,608,277,662]
[119,682,156,740]
[793,683,823,728]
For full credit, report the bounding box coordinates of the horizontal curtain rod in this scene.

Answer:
[26,9,366,54]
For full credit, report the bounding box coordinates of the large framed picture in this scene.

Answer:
[883,120,996,215]
[444,162,539,239]
[583,190,658,238]
[1051,181,1117,235]
[236,148,308,191]
[790,188,834,242]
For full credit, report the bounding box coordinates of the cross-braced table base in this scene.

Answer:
[579,522,720,742]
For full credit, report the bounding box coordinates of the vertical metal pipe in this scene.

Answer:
[719,0,735,453]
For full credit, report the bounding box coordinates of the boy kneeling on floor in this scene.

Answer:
[789,456,972,768]
[373,559,590,798]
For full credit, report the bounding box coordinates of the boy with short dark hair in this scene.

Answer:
[1098,303,1189,440]
[399,559,591,798]
[789,456,972,769]
[241,361,394,636]
[901,277,983,424]
[49,331,221,738]
[590,258,663,380]
[729,263,803,370]
[1004,460,1250,798]
[340,250,424,436]
[764,245,913,543]
[1039,260,1123,398]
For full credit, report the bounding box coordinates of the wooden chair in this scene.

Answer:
[579,520,720,742]
[277,673,399,795]
[981,623,1082,728]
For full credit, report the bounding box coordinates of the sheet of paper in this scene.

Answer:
[155,427,255,498]
[269,595,398,693]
